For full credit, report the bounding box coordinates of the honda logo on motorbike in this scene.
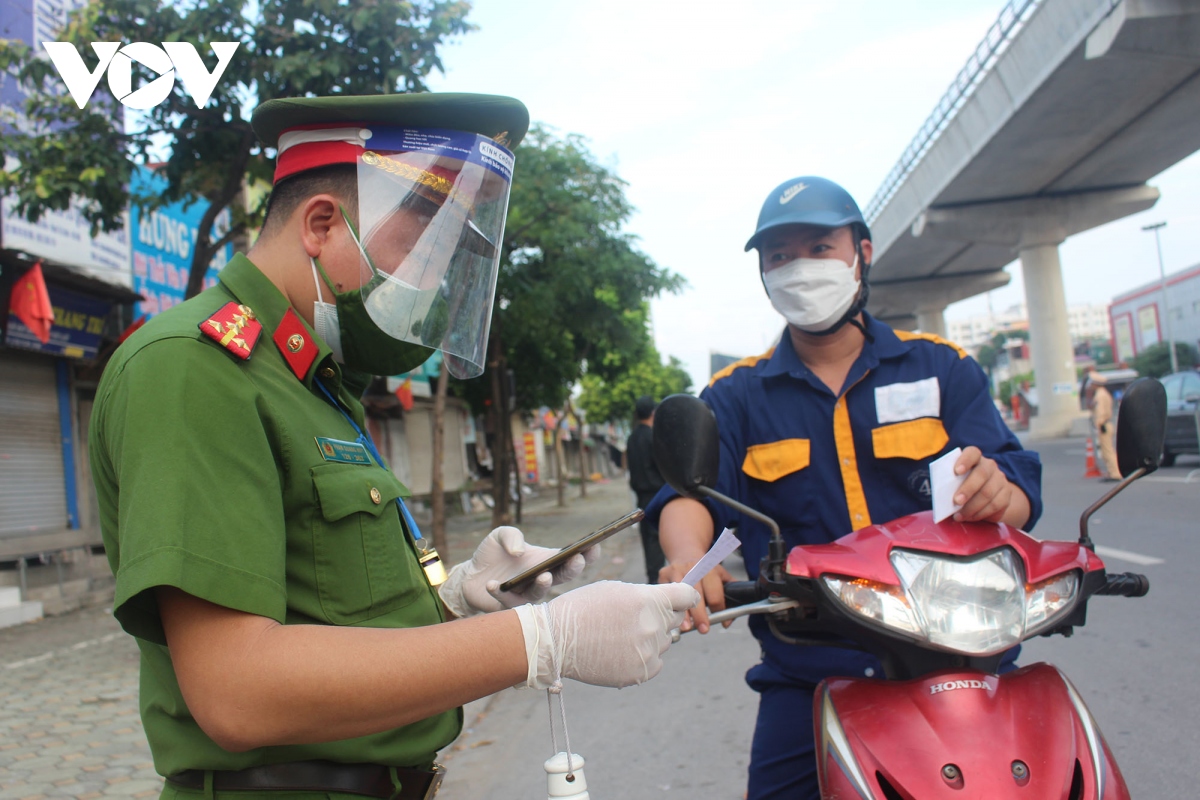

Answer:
[929,679,993,695]
[42,42,239,110]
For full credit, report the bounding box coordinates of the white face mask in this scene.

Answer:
[762,254,861,333]
[310,258,345,363]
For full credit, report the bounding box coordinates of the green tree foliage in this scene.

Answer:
[1131,341,1200,379]
[577,349,692,424]
[0,0,472,297]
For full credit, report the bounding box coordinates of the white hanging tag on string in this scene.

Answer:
[682,528,742,586]
[540,605,590,798]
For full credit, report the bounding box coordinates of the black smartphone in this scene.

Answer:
[497,509,644,593]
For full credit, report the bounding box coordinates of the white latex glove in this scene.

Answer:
[438,526,600,618]
[513,580,700,689]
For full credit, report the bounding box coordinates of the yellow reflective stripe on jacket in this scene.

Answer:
[742,438,810,482]
[871,417,950,460]
[893,330,968,359]
[833,396,872,530]
[709,349,775,387]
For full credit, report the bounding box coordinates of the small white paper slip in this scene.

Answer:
[682,528,742,587]
[930,447,966,523]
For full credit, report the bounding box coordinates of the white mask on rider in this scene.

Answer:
[310,257,345,363]
[762,254,861,333]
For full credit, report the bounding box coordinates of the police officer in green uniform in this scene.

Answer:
[90,93,698,799]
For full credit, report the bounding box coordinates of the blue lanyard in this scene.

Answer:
[315,379,425,543]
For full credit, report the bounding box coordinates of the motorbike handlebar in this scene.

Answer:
[1094,572,1150,597]
[723,581,763,608]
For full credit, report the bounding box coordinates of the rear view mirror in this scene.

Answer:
[652,394,720,499]
[1116,377,1167,477]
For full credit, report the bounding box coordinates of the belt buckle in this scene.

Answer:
[423,763,446,799]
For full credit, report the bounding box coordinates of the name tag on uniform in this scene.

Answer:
[315,437,372,465]
[875,377,940,423]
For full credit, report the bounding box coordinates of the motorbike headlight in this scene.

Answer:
[1024,571,1080,634]
[889,548,1025,655]
[822,547,1083,656]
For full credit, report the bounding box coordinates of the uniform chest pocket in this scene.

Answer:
[311,463,426,624]
[872,418,949,461]
[742,439,810,482]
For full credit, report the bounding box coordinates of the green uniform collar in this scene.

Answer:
[217,252,356,391]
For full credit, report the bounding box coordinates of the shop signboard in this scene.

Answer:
[5,283,111,359]
[130,166,231,317]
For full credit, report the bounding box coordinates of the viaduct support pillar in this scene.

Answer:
[916,308,947,338]
[911,184,1160,440]
[1018,242,1078,439]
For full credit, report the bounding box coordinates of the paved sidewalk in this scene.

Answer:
[0,478,647,799]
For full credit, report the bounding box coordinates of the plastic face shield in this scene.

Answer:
[353,127,514,379]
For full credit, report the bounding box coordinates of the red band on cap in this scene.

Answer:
[274,141,364,183]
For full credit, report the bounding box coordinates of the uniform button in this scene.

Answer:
[855,514,863,522]
[842,458,850,466]
[320,367,336,379]
[369,487,382,504]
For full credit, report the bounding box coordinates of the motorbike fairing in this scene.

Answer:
[786,510,1106,586]
[815,663,1130,799]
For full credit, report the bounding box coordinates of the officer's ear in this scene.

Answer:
[298,193,343,259]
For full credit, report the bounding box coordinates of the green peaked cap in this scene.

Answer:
[251,92,530,151]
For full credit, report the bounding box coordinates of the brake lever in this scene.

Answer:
[670,596,802,642]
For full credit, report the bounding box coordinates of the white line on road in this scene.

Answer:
[1143,468,1200,484]
[1094,545,1165,566]
[3,632,123,670]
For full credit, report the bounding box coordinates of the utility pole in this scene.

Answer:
[1142,222,1178,375]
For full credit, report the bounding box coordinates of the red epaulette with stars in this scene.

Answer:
[199,302,262,360]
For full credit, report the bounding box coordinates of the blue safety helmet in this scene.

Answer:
[744,176,870,252]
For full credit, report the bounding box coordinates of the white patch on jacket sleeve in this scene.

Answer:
[875,377,941,423]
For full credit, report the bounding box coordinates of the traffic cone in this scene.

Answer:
[1084,437,1103,478]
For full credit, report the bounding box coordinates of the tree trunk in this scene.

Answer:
[565,397,586,499]
[186,130,254,299]
[488,334,511,527]
[553,415,566,508]
[430,361,449,554]
[513,432,523,526]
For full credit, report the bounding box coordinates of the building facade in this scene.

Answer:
[1108,263,1200,364]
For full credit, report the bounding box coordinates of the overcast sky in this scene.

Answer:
[426,0,1200,390]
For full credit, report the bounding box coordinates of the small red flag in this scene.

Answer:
[394,376,414,411]
[9,262,55,343]
[117,315,147,344]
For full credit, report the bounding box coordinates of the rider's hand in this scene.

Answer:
[438,526,599,618]
[513,581,700,689]
[658,560,733,634]
[953,446,1016,524]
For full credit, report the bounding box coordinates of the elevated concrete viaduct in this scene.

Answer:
[864,0,1200,437]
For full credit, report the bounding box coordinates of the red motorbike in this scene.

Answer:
[653,377,1167,800]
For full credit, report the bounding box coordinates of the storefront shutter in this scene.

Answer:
[0,352,67,538]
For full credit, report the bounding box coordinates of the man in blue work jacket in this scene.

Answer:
[650,177,1042,800]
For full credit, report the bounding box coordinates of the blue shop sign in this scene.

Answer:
[5,285,111,359]
[130,167,232,318]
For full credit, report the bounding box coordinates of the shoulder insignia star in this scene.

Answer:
[199,301,263,361]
